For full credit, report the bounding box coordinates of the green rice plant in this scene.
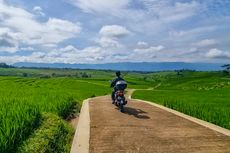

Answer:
[133,88,230,129]
[0,76,110,153]
[0,98,41,153]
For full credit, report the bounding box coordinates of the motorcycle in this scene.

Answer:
[113,80,127,112]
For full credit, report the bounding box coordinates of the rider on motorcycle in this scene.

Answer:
[110,71,124,103]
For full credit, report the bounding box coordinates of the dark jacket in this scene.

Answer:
[110,76,124,88]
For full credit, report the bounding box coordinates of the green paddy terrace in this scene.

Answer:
[133,71,230,130]
[0,76,111,153]
[0,68,150,153]
[1,68,230,153]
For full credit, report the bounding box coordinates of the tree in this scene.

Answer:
[22,73,28,77]
[75,72,79,78]
[175,70,183,76]
[221,64,230,74]
[81,72,89,78]
[0,63,14,68]
[52,73,56,77]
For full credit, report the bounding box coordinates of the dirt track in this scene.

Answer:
[89,96,230,153]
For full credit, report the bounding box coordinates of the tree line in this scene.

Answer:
[221,64,230,74]
[0,63,15,68]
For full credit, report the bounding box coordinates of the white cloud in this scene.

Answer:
[0,44,18,53]
[137,41,149,49]
[99,25,131,38]
[32,45,107,64]
[133,42,165,60]
[134,45,164,53]
[42,44,57,48]
[97,37,122,48]
[206,48,230,59]
[0,39,165,64]
[0,28,18,52]
[59,45,79,53]
[97,25,130,48]
[0,1,81,52]
[143,1,201,23]
[33,6,45,16]
[169,26,218,37]
[193,39,217,47]
[20,47,34,51]
[69,0,130,13]
[70,0,201,23]
[41,18,81,44]
[163,1,201,22]
[67,0,228,64]
[135,41,164,52]
[0,0,229,64]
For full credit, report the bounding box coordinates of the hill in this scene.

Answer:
[13,62,223,71]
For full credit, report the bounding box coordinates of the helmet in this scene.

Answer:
[116,71,121,77]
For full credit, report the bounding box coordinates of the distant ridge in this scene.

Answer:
[13,62,223,72]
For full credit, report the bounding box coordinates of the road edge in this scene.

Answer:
[70,99,90,153]
[132,97,230,137]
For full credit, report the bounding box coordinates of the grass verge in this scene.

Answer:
[17,113,73,153]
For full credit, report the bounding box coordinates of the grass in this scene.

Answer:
[134,89,230,129]
[1,67,229,152]
[133,71,230,129]
[0,76,110,153]
[0,68,150,152]
[17,113,73,153]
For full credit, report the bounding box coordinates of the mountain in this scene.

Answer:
[13,62,223,72]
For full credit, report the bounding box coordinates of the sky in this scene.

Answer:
[0,0,230,64]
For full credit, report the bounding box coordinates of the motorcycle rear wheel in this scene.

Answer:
[120,104,124,112]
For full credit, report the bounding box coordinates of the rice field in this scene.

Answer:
[1,68,230,152]
[0,76,109,153]
[133,71,230,129]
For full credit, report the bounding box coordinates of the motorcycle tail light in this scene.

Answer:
[119,92,124,96]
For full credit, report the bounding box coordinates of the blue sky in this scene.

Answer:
[0,0,230,64]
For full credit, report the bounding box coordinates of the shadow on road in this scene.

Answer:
[119,107,150,119]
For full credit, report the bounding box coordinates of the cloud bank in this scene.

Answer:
[0,0,229,64]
